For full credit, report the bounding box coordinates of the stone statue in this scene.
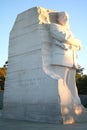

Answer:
[50,12,82,123]
[2,7,87,125]
[50,12,82,68]
[43,11,87,124]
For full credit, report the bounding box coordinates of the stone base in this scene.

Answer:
[61,104,87,124]
[3,67,62,124]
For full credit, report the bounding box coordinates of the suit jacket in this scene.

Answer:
[50,23,79,68]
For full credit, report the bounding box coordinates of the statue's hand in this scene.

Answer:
[67,38,82,50]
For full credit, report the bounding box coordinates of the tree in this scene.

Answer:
[76,66,87,95]
[0,67,7,90]
[76,65,84,75]
[3,61,8,68]
[0,76,5,90]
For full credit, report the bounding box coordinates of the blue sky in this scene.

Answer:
[0,0,87,74]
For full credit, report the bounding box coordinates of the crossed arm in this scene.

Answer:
[50,23,82,50]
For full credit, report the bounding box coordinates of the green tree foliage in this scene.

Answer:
[76,66,87,95]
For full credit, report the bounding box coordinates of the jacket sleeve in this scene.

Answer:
[50,23,82,50]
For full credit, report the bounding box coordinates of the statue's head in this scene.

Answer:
[57,12,70,28]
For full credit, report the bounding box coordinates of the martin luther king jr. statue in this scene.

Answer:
[3,7,87,124]
[43,11,87,124]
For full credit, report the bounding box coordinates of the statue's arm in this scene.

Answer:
[54,40,68,50]
[50,23,67,43]
[50,23,82,50]
[66,36,82,50]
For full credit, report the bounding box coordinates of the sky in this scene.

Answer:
[0,0,87,74]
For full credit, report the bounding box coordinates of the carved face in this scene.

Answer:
[57,12,69,26]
